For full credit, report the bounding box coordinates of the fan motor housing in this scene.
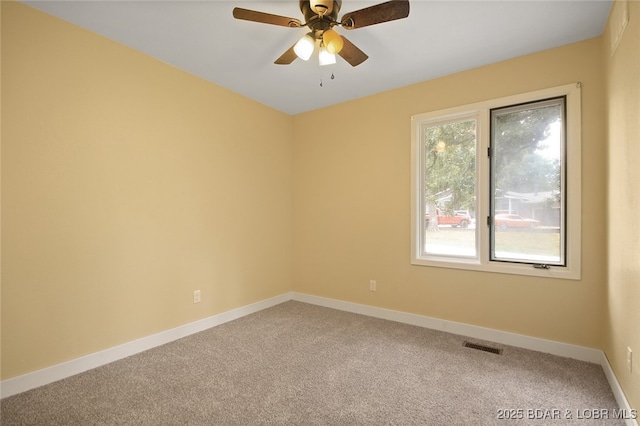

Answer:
[300,0,341,23]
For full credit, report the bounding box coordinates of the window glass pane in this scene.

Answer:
[422,118,476,257]
[490,98,565,265]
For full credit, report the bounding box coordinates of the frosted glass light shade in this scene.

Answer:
[294,34,315,61]
[322,29,343,54]
[318,46,336,66]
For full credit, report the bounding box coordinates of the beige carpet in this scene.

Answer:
[0,301,625,425]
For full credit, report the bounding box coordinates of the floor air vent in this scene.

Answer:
[463,341,503,355]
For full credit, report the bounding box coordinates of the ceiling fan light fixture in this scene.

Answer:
[233,0,410,67]
[322,29,344,54]
[318,44,336,66]
[294,33,315,60]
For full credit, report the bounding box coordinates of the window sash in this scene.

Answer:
[489,97,567,267]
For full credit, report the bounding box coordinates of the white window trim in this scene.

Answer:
[411,83,581,280]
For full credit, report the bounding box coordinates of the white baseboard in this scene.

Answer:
[290,292,603,362]
[2,290,636,425]
[292,292,637,425]
[600,352,639,426]
[0,292,292,399]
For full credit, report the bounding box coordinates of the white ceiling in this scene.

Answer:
[23,0,612,115]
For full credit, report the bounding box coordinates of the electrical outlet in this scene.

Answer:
[627,347,633,373]
[369,280,377,292]
[193,290,201,304]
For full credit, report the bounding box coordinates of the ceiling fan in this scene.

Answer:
[232,0,410,67]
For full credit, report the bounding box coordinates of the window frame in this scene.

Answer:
[411,83,581,280]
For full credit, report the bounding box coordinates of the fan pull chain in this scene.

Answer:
[319,70,336,88]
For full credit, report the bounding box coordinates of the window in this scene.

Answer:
[411,84,581,279]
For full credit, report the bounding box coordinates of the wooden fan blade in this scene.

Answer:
[232,8,302,28]
[340,0,410,30]
[338,36,368,67]
[275,45,298,65]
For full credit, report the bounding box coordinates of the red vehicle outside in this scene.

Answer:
[425,209,472,228]
[494,214,539,229]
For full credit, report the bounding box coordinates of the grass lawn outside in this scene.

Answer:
[425,226,561,262]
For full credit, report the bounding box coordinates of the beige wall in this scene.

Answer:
[293,38,607,348]
[605,0,640,411]
[1,2,293,379]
